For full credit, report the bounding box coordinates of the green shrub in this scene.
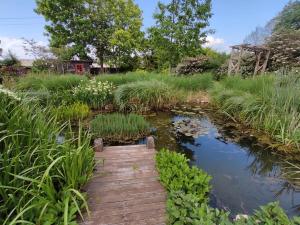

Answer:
[114,80,180,112]
[156,149,211,202]
[16,74,88,92]
[73,79,114,109]
[156,149,300,224]
[167,73,213,91]
[90,113,150,142]
[0,92,94,224]
[52,102,90,121]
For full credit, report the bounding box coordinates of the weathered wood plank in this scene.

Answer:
[79,144,166,225]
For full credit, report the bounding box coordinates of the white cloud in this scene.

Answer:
[203,35,230,53]
[0,36,48,60]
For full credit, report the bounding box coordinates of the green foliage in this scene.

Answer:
[167,191,231,225]
[16,74,88,92]
[0,51,20,67]
[114,80,180,112]
[90,113,150,142]
[0,93,94,224]
[35,0,144,69]
[156,149,300,224]
[73,79,114,109]
[148,0,212,69]
[274,0,300,32]
[210,74,300,151]
[156,149,211,201]
[52,102,90,121]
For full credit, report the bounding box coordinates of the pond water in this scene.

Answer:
[145,111,300,217]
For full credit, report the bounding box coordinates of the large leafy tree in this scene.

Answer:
[274,0,300,32]
[148,0,212,69]
[35,0,143,71]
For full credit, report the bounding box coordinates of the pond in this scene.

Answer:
[144,111,300,217]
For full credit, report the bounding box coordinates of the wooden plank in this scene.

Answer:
[79,144,166,225]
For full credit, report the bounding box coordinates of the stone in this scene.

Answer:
[146,136,155,149]
[94,138,104,152]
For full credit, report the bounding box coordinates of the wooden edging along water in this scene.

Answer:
[79,137,167,225]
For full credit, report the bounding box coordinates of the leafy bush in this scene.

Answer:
[114,80,180,112]
[73,79,114,109]
[16,74,88,92]
[90,113,150,142]
[0,92,94,224]
[156,149,211,201]
[52,102,90,121]
[156,149,300,224]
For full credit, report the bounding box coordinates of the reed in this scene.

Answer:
[210,73,300,151]
[114,80,182,112]
[16,73,88,92]
[90,113,150,142]
[0,92,94,224]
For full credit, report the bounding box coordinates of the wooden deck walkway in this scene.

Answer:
[79,144,167,225]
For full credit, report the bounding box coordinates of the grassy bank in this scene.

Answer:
[210,74,300,152]
[156,149,300,224]
[0,88,94,224]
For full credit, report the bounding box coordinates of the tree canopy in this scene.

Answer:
[35,0,144,71]
[148,0,212,69]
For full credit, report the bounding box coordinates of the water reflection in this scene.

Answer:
[147,112,300,216]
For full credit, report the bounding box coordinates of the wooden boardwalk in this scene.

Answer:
[79,144,167,225]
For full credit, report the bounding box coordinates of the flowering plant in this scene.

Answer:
[0,85,21,101]
[73,79,114,109]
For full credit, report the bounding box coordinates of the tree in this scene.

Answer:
[35,0,143,72]
[148,0,212,69]
[274,0,300,32]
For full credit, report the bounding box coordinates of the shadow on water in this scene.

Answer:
[146,111,300,217]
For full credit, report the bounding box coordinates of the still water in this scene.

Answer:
[146,112,300,217]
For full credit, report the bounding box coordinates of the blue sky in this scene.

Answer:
[0,0,291,58]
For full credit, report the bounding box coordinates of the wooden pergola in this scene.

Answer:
[228,44,271,75]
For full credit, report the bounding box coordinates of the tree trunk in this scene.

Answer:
[97,49,105,74]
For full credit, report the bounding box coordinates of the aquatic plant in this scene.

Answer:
[52,102,90,121]
[114,80,181,112]
[0,94,94,224]
[73,79,114,109]
[90,113,150,142]
[156,149,300,224]
[210,73,300,151]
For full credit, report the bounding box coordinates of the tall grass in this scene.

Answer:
[90,113,150,142]
[210,73,300,151]
[16,73,88,92]
[0,92,94,224]
[114,80,182,112]
[97,72,214,91]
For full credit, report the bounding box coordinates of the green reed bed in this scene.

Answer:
[114,80,183,112]
[210,74,300,151]
[97,71,214,92]
[90,113,150,142]
[156,149,300,224]
[16,73,88,92]
[0,90,94,224]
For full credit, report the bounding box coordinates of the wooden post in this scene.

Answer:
[94,138,104,152]
[146,136,155,150]
[254,52,262,76]
[261,50,271,74]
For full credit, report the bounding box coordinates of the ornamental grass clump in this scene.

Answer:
[114,80,180,112]
[16,73,88,92]
[0,93,94,224]
[52,102,90,121]
[90,113,150,143]
[73,79,114,109]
